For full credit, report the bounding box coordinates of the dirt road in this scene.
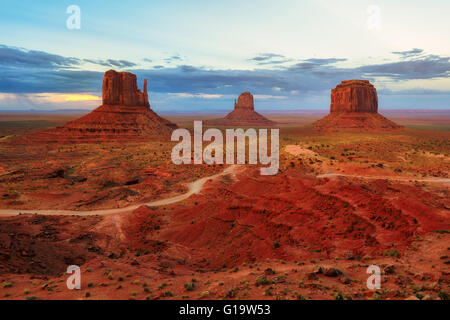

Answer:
[0,166,237,216]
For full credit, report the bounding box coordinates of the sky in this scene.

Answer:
[0,0,449,112]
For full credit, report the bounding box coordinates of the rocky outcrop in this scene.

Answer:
[314,80,402,132]
[26,70,176,143]
[205,92,275,127]
[102,70,149,107]
[331,80,378,113]
[234,91,254,110]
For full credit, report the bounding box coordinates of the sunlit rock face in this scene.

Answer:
[102,70,149,107]
[234,92,254,111]
[330,80,378,114]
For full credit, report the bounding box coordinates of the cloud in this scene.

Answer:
[0,44,80,69]
[164,55,182,64]
[304,58,348,65]
[249,53,292,65]
[38,93,100,102]
[84,59,137,68]
[0,92,101,110]
[357,54,450,80]
[0,68,103,94]
[0,44,449,111]
[289,58,347,71]
[250,53,285,62]
[179,65,199,72]
[392,48,424,59]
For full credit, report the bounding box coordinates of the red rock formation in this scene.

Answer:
[234,91,254,110]
[330,80,378,113]
[26,70,176,143]
[314,80,401,132]
[102,70,149,107]
[205,92,275,126]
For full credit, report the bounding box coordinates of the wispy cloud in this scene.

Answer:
[164,54,182,64]
[289,58,347,71]
[392,48,424,59]
[84,59,137,68]
[249,53,292,66]
[250,53,285,62]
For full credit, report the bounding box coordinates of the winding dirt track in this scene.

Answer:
[0,166,237,217]
[1,165,447,217]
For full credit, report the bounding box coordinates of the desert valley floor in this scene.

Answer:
[0,111,449,300]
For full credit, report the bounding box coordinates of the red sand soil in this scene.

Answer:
[0,113,448,300]
[0,163,448,300]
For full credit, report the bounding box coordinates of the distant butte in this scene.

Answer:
[26,70,177,143]
[205,92,275,126]
[314,80,402,132]
[330,80,378,113]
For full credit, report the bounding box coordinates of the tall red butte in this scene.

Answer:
[27,70,176,143]
[314,80,401,131]
[205,92,275,126]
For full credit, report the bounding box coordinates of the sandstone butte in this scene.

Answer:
[26,70,177,143]
[205,92,275,126]
[314,80,402,132]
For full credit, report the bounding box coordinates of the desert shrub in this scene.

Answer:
[255,276,272,287]
[184,282,195,291]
